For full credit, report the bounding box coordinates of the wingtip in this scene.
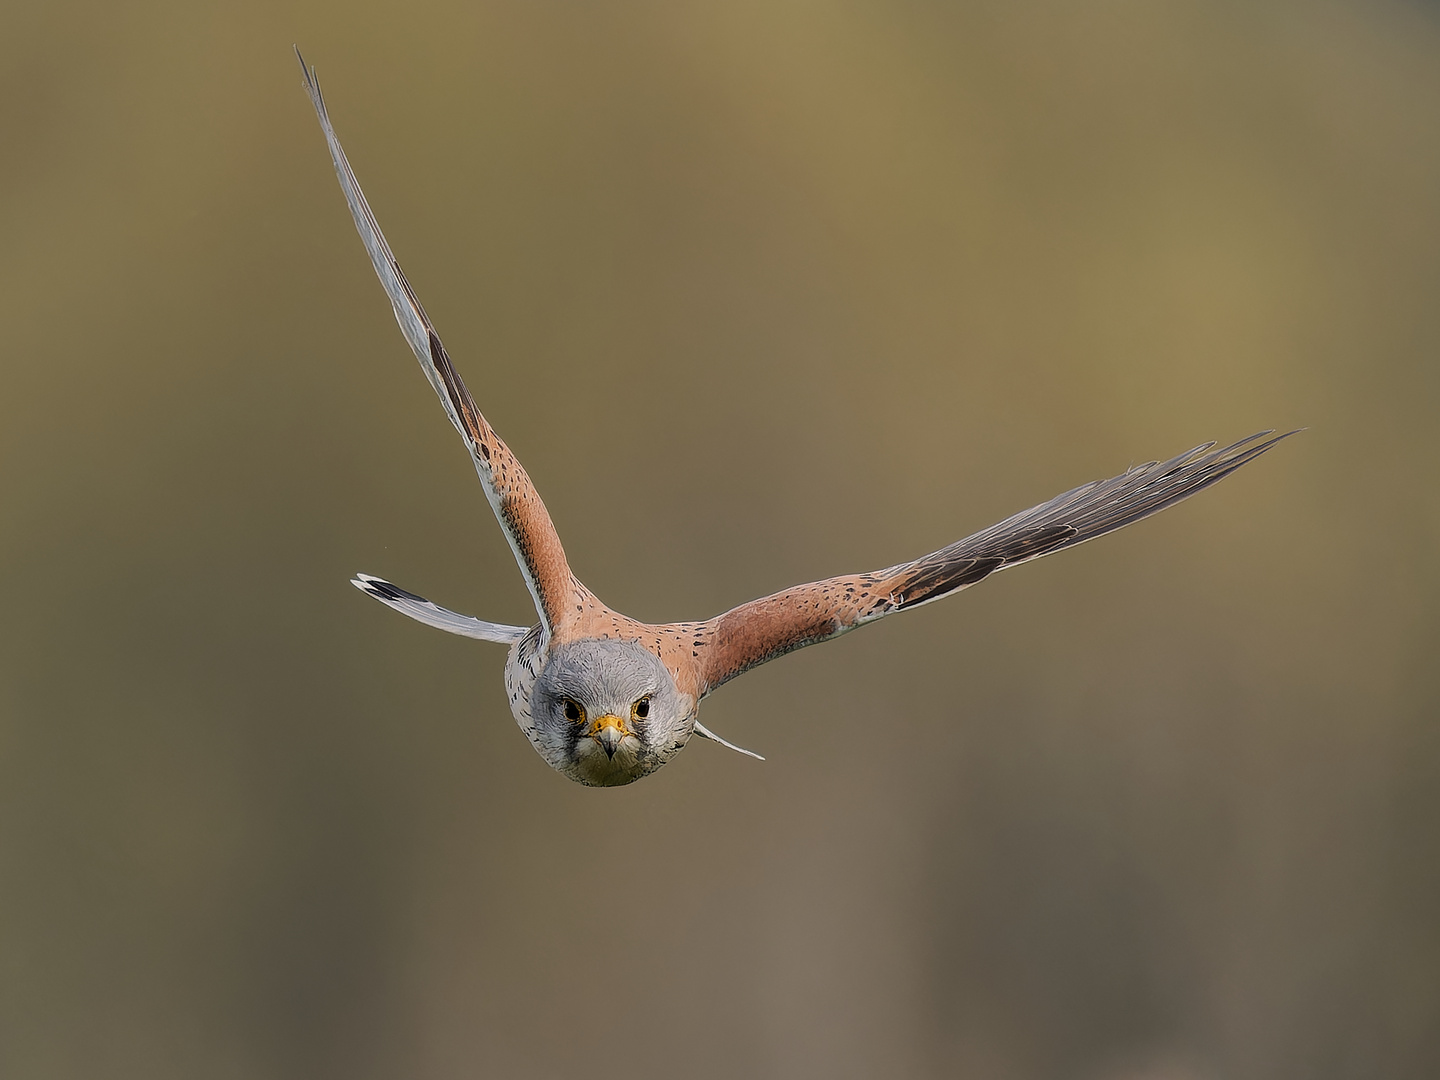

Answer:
[1231,427,1302,460]
[294,45,325,111]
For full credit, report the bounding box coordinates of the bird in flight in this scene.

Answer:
[297,51,1294,787]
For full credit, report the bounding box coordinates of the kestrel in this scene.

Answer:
[298,52,1294,787]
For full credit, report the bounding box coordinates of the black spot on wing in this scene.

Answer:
[892,556,1005,610]
[365,578,430,605]
[889,524,1073,610]
[428,330,488,455]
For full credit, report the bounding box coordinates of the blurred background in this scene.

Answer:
[2,2,1437,1077]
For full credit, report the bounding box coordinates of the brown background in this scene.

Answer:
[2,2,1437,1078]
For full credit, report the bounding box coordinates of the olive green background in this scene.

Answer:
[3,2,1437,1078]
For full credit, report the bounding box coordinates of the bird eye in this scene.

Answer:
[632,696,650,721]
[562,698,585,723]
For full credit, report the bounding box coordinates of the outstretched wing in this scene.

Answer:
[351,574,530,643]
[695,430,1296,693]
[298,50,580,638]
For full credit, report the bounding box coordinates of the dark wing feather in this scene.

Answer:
[695,430,1296,692]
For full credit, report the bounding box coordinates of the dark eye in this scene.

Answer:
[632,696,650,721]
[562,698,585,723]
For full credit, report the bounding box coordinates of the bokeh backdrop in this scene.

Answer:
[3,2,1438,1078]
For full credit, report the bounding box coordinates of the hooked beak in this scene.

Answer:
[590,714,630,759]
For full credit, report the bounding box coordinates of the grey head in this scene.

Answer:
[526,638,696,787]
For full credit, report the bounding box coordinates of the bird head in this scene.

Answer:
[528,638,695,786]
